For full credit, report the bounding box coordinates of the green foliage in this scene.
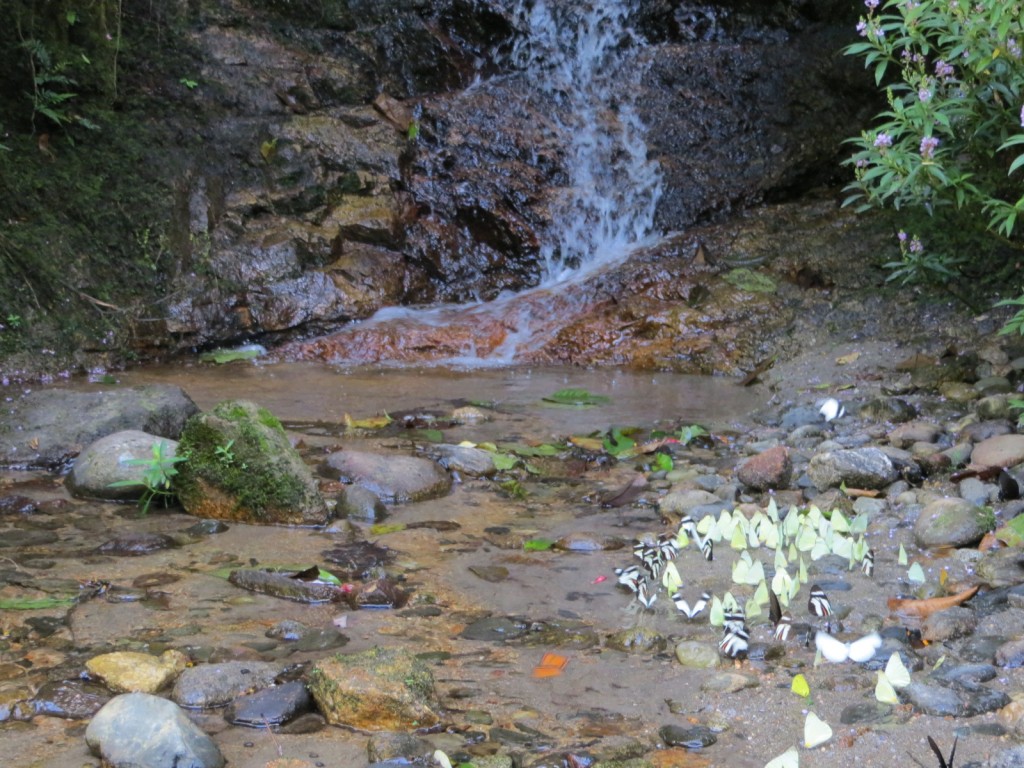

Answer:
[108,440,186,515]
[179,77,198,90]
[676,424,708,445]
[844,0,1024,288]
[542,388,611,408]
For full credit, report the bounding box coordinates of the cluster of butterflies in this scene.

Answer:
[613,515,712,611]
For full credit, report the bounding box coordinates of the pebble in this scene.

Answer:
[913,497,992,549]
[96,532,177,556]
[659,724,716,749]
[674,641,719,668]
[225,679,313,727]
[973,434,1024,468]
[920,606,978,642]
[700,673,757,693]
[172,661,282,709]
[736,445,792,491]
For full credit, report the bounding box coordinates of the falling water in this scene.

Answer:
[505,0,663,284]
[293,0,662,365]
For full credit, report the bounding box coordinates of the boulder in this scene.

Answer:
[85,692,224,768]
[737,445,792,491]
[0,385,198,469]
[914,497,992,549]
[174,400,328,525]
[972,434,1024,468]
[807,447,897,491]
[306,647,441,731]
[85,650,188,694]
[67,430,179,501]
[320,450,451,504]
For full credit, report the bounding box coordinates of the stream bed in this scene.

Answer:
[0,361,1020,768]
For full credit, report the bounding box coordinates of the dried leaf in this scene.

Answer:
[836,351,861,365]
[532,652,569,678]
[887,585,979,618]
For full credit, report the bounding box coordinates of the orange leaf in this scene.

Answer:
[843,487,880,498]
[887,585,979,619]
[532,652,568,678]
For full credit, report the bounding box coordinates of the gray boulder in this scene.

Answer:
[807,447,897,491]
[85,692,224,768]
[320,450,451,504]
[67,430,179,501]
[0,385,197,469]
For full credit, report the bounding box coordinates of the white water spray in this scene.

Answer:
[506,0,663,283]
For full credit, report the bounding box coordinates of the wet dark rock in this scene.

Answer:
[184,519,230,536]
[96,532,177,556]
[67,431,179,501]
[366,731,434,763]
[175,400,329,526]
[31,680,110,719]
[335,484,389,522]
[172,661,282,709]
[932,664,999,688]
[0,385,199,470]
[277,712,327,734]
[839,701,897,726]
[520,619,599,650]
[807,447,897,491]
[0,496,39,516]
[859,397,917,423]
[469,565,509,583]
[605,626,666,653]
[913,498,992,549]
[780,407,822,430]
[431,444,498,477]
[228,567,347,603]
[977,547,1024,588]
[736,445,792,491]
[320,450,452,504]
[996,639,1024,668]
[322,540,394,579]
[921,607,978,642]
[307,646,441,731]
[899,681,965,716]
[85,692,224,768]
[224,679,313,727]
[460,616,530,642]
[962,421,1013,443]
[659,724,716,749]
[959,636,1006,663]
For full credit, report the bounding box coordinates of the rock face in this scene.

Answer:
[320,450,451,504]
[85,692,225,768]
[67,431,179,501]
[0,385,198,469]
[175,400,328,525]
[306,647,442,731]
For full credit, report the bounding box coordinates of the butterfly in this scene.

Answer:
[723,605,746,635]
[862,548,875,577]
[928,735,957,768]
[657,533,680,562]
[636,580,657,609]
[769,589,793,641]
[819,397,845,422]
[673,590,709,619]
[719,626,749,659]
[614,565,643,593]
[814,630,881,663]
[804,711,833,748]
[678,515,699,542]
[764,746,799,768]
[807,584,833,617]
[700,536,713,562]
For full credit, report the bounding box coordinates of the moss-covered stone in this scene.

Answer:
[175,399,328,525]
[306,647,441,731]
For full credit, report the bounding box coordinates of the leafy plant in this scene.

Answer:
[676,424,708,445]
[19,38,98,132]
[108,440,187,514]
[542,388,610,408]
[843,0,1024,292]
[215,439,235,466]
[179,77,198,89]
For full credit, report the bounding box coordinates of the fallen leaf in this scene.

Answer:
[843,487,880,498]
[887,585,979,618]
[600,475,647,507]
[836,351,861,365]
[532,652,569,678]
[980,531,1008,551]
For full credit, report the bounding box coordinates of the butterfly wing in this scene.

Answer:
[847,632,882,662]
[808,584,833,617]
[814,631,849,663]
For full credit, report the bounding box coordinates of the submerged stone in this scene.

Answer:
[306,647,441,731]
[225,680,313,727]
[172,661,282,709]
[85,649,188,694]
[321,450,451,504]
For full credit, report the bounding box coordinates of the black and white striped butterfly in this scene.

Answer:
[636,580,657,609]
[807,585,833,617]
[719,626,750,659]
[672,591,709,619]
[769,589,793,641]
[723,605,746,635]
[657,533,680,562]
[614,565,643,593]
[700,536,713,562]
[633,542,662,579]
[862,548,875,578]
[819,397,846,422]
[678,515,699,542]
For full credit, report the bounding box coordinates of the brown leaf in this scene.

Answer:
[600,475,647,508]
[887,585,979,619]
[979,532,1007,551]
[843,487,880,498]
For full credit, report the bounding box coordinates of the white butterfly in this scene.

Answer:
[614,565,643,593]
[636,580,657,609]
[673,591,709,619]
[815,630,881,663]
[875,670,899,704]
[819,397,845,422]
[803,711,833,748]
[764,745,799,768]
[884,651,912,688]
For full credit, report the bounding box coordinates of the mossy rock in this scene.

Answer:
[175,400,328,525]
[722,267,776,293]
[306,647,441,731]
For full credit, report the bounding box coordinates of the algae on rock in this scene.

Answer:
[306,646,441,731]
[175,399,328,525]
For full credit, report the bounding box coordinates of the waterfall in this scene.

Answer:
[506,0,663,283]
[291,0,662,366]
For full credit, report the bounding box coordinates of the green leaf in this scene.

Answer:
[541,388,610,407]
[995,513,1024,546]
[0,596,76,610]
[369,523,407,536]
[491,453,519,471]
[523,538,554,551]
